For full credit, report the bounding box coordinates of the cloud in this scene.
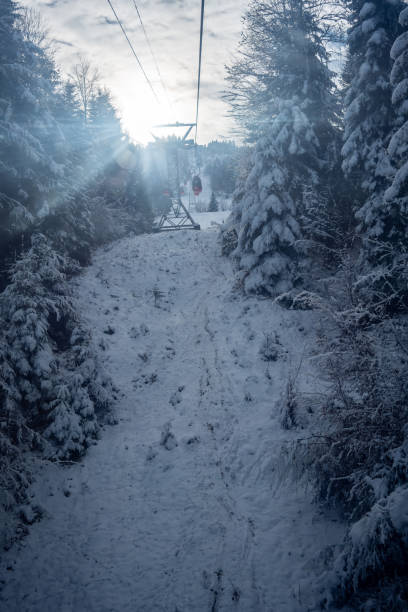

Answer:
[179,15,195,23]
[42,0,68,6]
[158,0,185,5]
[26,0,248,143]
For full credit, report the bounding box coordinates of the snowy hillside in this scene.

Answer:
[0,225,344,611]
[3,0,408,608]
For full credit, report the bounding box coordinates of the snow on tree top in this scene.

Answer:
[391,30,408,61]
[399,6,408,27]
[360,3,376,20]
[368,28,388,46]
[361,16,379,35]
[388,486,408,534]
[391,77,408,105]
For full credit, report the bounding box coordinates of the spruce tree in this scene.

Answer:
[89,87,123,160]
[226,0,339,295]
[122,146,153,234]
[39,78,96,265]
[0,0,64,211]
[0,234,112,459]
[208,192,218,212]
[384,5,408,246]
[235,103,311,294]
[0,0,66,272]
[342,0,404,255]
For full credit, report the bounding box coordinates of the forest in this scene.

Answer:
[1,0,408,610]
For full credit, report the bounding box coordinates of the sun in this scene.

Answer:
[109,72,172,144]
[108,66,200,145]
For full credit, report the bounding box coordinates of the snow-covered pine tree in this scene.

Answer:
[235,104,310,294]
[41,82,152,259]
[40,83,95,264]
[0,234,111,459]
[121,144,153,234]
[208,192,218,212]
[221,151,252,257]
[0,0,65,246]
[0,235,75,439]
[145,156,169,215]
[342,0,404,256]
[226,0,339,294]
[384,5,408,246]
[53,79,92,181]
[89,88,122,147]
[40,78,106,264]
[0,334,33,547]
[39,191,95,267]
[204,155,236,195]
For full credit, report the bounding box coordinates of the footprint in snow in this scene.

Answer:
[129,323,150,339]
[160,422,178,451]
[165,344,176,359]
[169,386,184,406]
[183,435,200,447]
[98,337,109,351]
[146,446,158,462]
[132,372,158,388]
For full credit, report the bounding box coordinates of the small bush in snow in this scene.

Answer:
[0,234,114,545]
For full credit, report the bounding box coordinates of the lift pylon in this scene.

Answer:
[156,197,200,231]
[152,123,200,232]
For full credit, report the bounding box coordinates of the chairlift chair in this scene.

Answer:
[192,175,202,196]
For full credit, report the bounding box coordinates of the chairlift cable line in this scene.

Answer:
[130,0,174,114]
[105,0,160,104]
[194,0,206,146]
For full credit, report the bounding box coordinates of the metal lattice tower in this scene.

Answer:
[153,124,200,232]
[156,197,200,231]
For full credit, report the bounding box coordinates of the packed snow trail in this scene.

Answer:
[0,220,343,611]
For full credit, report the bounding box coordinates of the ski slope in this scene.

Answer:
[0,218,344,611]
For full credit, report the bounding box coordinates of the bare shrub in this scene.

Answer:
[294,252,408,608]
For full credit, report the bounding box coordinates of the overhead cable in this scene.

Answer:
[131,0,173,112]
[194,0,206,144]
[105,0,160,104]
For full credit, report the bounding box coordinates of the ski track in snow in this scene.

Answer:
[0,223,344,612]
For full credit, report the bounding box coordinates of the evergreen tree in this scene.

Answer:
[121,144,153,234]
[0,0,64,220]
[145,156,168,215]
[384,5,408,245]
[89,87,123,157]
[208,192,218,212]
[204,155,236,194]
[0,234,112,459]
[226,0,339,295]
[226,0,339,144]
[0,0,68,282]
[54,80,90,174]
[235,104,306,294]
[342,0,404,254]
[42,84,152,257]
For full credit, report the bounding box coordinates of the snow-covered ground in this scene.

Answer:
[0,224,344,611]
[192,210,230,229]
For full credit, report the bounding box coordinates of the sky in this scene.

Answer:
[27,0,249,144]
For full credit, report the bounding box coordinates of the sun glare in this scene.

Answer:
[107,62,200,145]
[111,76,176,144]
